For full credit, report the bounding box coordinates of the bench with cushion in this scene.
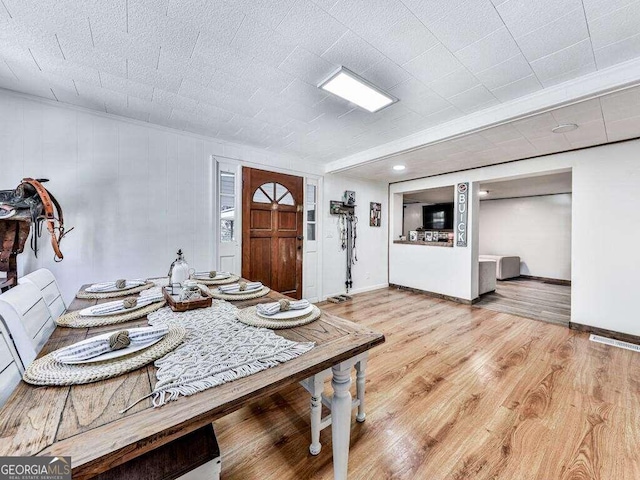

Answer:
[479,260,497,295]
[478,255,521,280]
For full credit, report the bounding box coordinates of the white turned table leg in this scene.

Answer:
[309,375,324,455]
[355,358,367,423]
[331,364,352,480]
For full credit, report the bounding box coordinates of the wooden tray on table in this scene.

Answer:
[162,286,213,312]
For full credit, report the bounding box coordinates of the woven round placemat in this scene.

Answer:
[191,274,240,286]
[76,281,155,299]
[210,286,271,301]
[22,326,187,386]
[236,305,322,329]
[56,301,167,328]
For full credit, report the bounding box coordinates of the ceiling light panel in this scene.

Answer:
[318,67,397,113]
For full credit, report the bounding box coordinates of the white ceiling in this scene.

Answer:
[480,171,572,199]
[343,84,640,181]
[2,0,640,166]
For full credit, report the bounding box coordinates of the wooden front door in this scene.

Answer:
[242,168,304,299]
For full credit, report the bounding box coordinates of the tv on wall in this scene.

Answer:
[422,203,454,230]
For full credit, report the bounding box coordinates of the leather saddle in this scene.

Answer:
[0,178,71,271]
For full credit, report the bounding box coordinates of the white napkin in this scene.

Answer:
[256,299,310,316]
[193,271,229,278]
[218,281,262,293]
[54,326,169,363]
[89,300,133,316]
[138,290,164,303]
[86,280,145,292]
[88,291,164,315]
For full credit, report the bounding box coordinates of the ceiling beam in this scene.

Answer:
[325,57,640,174]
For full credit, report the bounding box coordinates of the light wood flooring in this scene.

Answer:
[215,287,639,479]
[474,277,571,326]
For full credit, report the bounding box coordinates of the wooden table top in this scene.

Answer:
[0,283,384,479]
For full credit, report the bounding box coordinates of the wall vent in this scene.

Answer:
[589,334,640,353]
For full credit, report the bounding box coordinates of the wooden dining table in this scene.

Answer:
[0,282,385,479]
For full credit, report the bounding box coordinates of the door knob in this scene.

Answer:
[297,235,304,241]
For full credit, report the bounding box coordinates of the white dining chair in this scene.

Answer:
[0,282,54,369]
[19,268,66,319]
[0,318,23,408]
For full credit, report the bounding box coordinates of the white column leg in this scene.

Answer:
[355,358,367,423]
[309,375,323,455]
[331,364,352,480]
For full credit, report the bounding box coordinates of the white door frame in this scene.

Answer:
[213,155,323,299]
[303,176,323,302]
[214,157,242,275]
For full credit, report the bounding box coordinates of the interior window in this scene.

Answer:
[252,187,272,204]
[306,184,317,241]
[253,182,295,206]
[220,171,236,242]
[279,192,295,206]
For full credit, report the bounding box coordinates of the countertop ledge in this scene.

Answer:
[393,240,453,247]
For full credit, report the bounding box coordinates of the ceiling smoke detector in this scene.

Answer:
[551,123,578,134]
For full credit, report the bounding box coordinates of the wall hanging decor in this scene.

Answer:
[0,178,72,291]
[330,200,344,215]
[343,190,356,206]
[456,182,469,247]
[369,202,381,227]
[329,192,358,300]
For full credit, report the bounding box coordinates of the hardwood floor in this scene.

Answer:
[215,287,639,479]
[474,277,571,326]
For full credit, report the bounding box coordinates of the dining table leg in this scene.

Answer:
[331,362,353,480]
[309,374,325,455]
[355,357,367,422]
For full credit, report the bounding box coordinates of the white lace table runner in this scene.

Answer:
[144,302,315,407]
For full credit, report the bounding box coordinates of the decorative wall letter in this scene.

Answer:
[456,183,468,247]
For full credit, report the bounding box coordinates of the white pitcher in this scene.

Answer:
[169,249,190,287]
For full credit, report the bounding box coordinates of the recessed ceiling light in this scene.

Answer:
[479,190,489,196]
[318,67,397,113]
[551,123,578,133]
[393,165,406,171]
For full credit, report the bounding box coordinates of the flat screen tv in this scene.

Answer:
[423,203,454,230]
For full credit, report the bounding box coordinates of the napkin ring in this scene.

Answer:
[239,281,247,291]
[279,299,290,311]
[109,331,131,350]
[115,279,127,289]
[123,298,138,309]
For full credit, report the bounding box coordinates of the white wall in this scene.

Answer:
[322,175,388,299]
[0,90,321,303]
[390,139,640,337]
[479,194,572,280]
[390,182,480,301]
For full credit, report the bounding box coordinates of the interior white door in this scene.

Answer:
[216,160,242,275]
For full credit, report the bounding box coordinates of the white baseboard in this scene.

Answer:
[322,283,389,301]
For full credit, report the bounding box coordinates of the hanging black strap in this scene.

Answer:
[352,215,358,263]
